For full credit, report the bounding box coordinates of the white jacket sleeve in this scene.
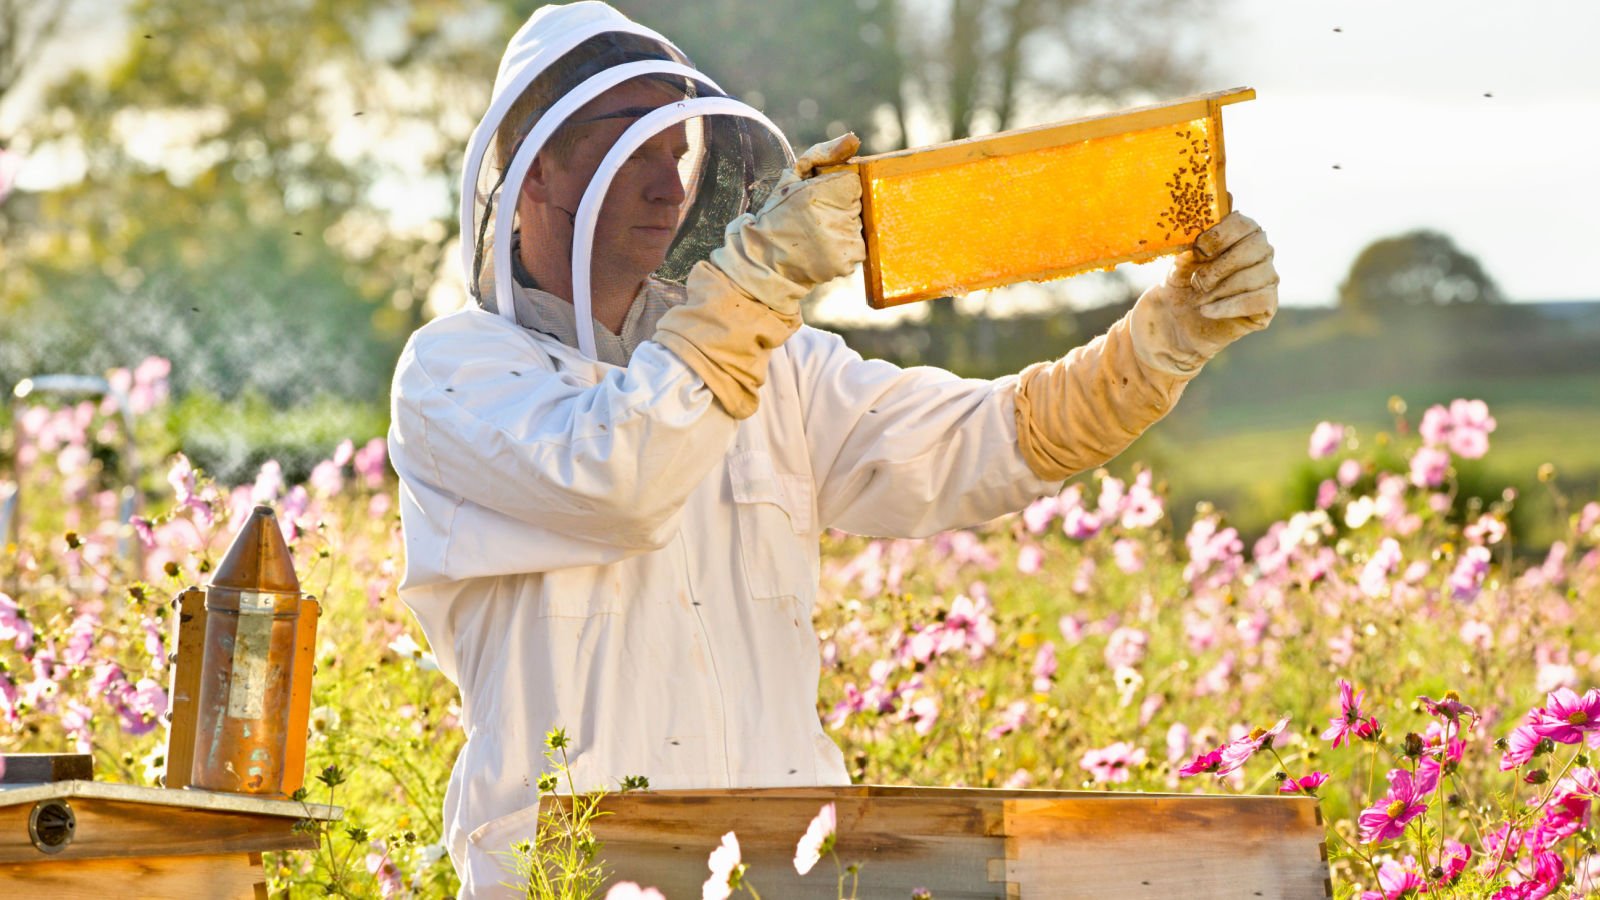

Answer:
[786,328,1060,538]
[389,313,737,585]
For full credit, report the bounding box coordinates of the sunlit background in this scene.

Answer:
[2,0,1596,541]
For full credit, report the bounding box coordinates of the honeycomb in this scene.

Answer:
[859,93,1248,308]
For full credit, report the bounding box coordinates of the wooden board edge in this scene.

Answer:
[858,163,888,309]
[859,86,1254,180]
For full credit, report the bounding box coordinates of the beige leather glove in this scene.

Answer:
[655,134,866,419]
[1130,211,1279,376]
[1013,211,1278,481]
[707,133,867,315]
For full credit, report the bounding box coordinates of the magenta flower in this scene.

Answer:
[1111,538,1145,574]
[1080,741,1147,784]
[354,436,389,487]
[1358,538,1403,599]
[1308,421,1345,459]
[1419,692,1479,731]
[1177,747,1226,778]
[1337,458,1363,487]
[1322,679,1379,748]
[986,700,1030,740]
[1530,688,1600,744]
[1119,471,1164,529]
[1358,768,1429,843]
[1022,495,1059,534]
[1417,737,1466,791]
[1500,721,1545,770]
[1279,771,1329,795]
[1432,838,1471,887]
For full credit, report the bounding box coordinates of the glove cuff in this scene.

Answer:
[1129,285,1211,377]
[1013,315,1191,481]
[653,262,802,419]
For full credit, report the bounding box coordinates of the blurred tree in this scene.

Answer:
[1337,229,1505,316]
[3,0,497,401]
[0,0,72,134]
[614,0,1206,151]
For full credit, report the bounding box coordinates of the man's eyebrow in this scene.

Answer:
[569,105,681,126]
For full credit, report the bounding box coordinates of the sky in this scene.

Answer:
[1202,0,1600,306]
[7,0,1599,319]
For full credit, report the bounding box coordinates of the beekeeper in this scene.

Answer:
[388,1,1279,894]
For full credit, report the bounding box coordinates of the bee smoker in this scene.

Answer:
[164,506,319,797]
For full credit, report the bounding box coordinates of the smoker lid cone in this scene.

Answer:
[210,505,301,593]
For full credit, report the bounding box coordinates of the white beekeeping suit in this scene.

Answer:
[390,2,1277,895]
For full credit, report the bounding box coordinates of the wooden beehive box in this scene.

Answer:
[0,778,341,898]
[565,785,1329,899]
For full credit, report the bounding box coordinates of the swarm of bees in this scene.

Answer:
[1154,128,1216,242]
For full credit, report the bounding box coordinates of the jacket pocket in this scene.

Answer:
[728,450,817,603]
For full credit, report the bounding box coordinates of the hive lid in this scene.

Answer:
[210,505,300,594]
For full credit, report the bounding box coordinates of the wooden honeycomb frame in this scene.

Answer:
[842,87,1256,308]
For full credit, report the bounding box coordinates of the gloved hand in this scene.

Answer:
[1130,211,1279,376]
[707,133,867,316]
[655,134,866,420]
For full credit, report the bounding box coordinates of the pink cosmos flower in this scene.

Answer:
[906,696,940,736]
[1103,627,1148,669]
[1030,642,1057,693]
[1337,458,1363,487]
[1021,495,1059,534]
[1358,856,1426,900]
[1279,771,1329,795]
[1500,721,1545,770]
[1080,741,1147,784]
[1358,539,1403,599]
[1322,679,1379,748]
[1432,838,1471,887]
[703,832,743,900]
[1419,692,1479,731]
[1417,737,1466,791]
[1409,446,1450,488]
[0,593,35,652]
[364,840,403,898]
[986,700,1030,740]
[1449,545,1493,602]
[607,884,666,900]
[793,802,837,875]
[1315,479,1338,510]
[1177,747,1226,777]
[1119,471,1164,529]
[354,436,389,487]
[1530,687,1600,744]
[1218,716,1291,772]
[1111,538,1145,574]
[1358,768,1429,843]
[1308,421,1345,459]
[1465,514,1507,546]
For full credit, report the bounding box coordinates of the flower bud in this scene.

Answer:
[1403,733,1425,758]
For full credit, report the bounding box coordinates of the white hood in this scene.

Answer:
[458,1,791,360]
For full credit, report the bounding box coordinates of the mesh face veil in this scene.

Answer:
[461,2,793,360]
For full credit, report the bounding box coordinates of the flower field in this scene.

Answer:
[2,359,1598,899]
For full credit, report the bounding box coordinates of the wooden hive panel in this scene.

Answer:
[564,785,1327,899]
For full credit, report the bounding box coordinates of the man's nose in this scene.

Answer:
[644,159,687,206]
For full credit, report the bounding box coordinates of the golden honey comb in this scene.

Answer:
[847,88,1254,308]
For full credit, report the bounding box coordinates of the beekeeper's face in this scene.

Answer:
[523,78,690,286]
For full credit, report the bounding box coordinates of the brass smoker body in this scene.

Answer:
[180,505,319,798]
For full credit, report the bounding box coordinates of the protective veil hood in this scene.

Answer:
[460,1,793,360]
